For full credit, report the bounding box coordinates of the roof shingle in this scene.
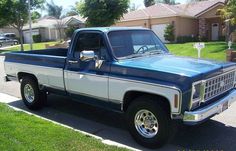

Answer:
[120,0,225,22]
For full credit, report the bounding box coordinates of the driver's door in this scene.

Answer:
[64,32,110,102]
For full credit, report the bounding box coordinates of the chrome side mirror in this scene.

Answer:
[80,50,95,61]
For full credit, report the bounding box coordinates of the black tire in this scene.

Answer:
[14,41,18,45]
[126,96,171,149]
[20,76,46,110]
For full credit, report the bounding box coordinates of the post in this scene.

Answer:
[194,43,205,59]
[226,41,233,62]
[28,0,33,50]
[197,48,201,58]
[228,41,232,50]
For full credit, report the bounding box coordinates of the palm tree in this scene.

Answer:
[144,0,155,7]
[46,0,63,19]
[45,0,64,42]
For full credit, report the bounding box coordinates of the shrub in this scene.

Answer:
[177,36,198,43]
[198,35,208,42]
[164,24,175,42]
[33,34,41,43]
[219,36,226,41]
[65,26,77,38]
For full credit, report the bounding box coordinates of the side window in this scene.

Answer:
[74,33,108,60]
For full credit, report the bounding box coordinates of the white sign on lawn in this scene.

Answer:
[228,41,232,49]
[194,43,205,58]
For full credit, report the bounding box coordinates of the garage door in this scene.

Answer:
[151,24,169,43]
[23,29,39,44]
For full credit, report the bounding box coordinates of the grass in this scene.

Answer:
[0,103,128,151]
[166,41,236,61]
[0,41,59,53]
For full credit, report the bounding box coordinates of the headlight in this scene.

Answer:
[192,83,201,101]
[190,81,205,109]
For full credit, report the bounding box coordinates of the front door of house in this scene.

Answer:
[211,23,219,41]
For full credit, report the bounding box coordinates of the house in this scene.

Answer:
[22,15,85,43]
[115,0,228,42]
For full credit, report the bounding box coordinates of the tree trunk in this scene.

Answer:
[59,29,62,42]
[18,28,24,51]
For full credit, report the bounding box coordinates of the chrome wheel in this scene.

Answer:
[24,84,35,103]
[134,109,159,138]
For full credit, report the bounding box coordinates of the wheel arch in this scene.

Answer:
[17,72,38,84]
[122,91,171,116]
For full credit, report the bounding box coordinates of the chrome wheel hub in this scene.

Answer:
[24,84,35,103]
[134,109,158,138]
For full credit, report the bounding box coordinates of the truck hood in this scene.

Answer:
[112,54,236,91]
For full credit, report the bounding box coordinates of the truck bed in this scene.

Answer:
[14,48,68,57]
[4,48,67,68]
[4,48,68,91]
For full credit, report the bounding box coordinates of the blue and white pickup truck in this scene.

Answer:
[4,27,236,148]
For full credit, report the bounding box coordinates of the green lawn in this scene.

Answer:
[0,103,127,151]
[0,41,59,53]
[166,41,236,61]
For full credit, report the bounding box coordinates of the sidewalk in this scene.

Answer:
[0,45,17,50]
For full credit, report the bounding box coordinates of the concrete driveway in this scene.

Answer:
[1,56,236,151]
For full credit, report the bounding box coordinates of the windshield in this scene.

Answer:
[108,30,168,59]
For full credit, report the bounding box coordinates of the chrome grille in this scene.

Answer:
[204,71,235,101]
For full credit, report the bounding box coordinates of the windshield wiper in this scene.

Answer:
[118,50,165,60]
[125,54,144,59]
[144,50,164,55]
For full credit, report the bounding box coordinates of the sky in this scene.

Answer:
[47,0,188,12]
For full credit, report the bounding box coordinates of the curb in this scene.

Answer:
[0,93,140,151]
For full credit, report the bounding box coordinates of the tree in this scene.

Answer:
[164,24,175,42]
[219,0,236,25]
[46,0,63,19]
[144,0,155,7]
[65,26,77,38]
[129,3,139,12]
[0,0,45,51]
[54,19,65,42]
[156,0,176,5]
[66,11,78,17]
[31,11,41,21]
[45,0,65,41]
[77,0,129,27]
[65,6,79,17]
[218,0,236,41]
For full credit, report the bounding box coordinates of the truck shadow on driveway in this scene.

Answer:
[7,94,236,151]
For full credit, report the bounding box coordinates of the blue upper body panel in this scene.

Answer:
[111,54,236,91]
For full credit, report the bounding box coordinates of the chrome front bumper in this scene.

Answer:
[183,89,236,125]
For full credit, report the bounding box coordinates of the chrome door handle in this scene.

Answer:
[68,60,78,64]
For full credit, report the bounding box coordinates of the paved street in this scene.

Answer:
[1,55,236,151]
